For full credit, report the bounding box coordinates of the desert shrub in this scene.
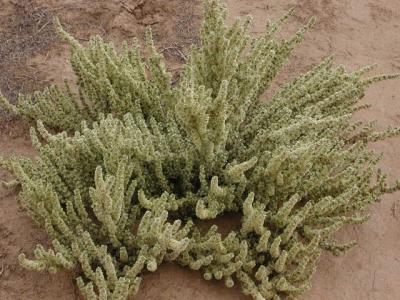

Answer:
[1,0,400,299]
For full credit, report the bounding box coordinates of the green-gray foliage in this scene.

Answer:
[1,0,399,299]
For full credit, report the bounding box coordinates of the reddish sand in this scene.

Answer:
[1,0,400,299]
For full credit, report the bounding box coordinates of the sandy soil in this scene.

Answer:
[1,0,400,299]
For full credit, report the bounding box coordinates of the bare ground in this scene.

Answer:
[1,0,400,299]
